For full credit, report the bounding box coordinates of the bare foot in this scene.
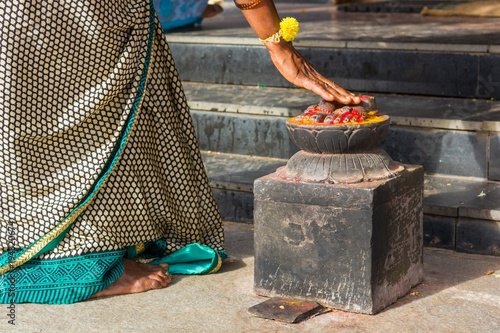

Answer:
[201,4,223,18]
[92,258,172,298]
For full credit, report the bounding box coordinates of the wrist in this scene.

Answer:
[258,17,299,44]
[264,38,293,53]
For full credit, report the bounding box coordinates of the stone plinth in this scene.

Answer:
[253,165,424,314]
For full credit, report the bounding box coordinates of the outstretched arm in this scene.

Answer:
[235,0,360,104]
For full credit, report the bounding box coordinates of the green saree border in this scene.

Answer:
[0,3,157,274]
[0,250,125,304]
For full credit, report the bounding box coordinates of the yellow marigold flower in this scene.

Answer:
[280,17,299,42]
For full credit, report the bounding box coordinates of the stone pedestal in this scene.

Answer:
[253,165,424,314]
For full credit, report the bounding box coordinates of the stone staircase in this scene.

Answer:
[165,2,500,256]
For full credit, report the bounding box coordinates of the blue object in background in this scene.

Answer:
[153,0,207,31]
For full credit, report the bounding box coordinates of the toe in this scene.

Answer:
[149,279,161,290]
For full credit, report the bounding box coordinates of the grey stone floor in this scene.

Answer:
[4,222,500,333]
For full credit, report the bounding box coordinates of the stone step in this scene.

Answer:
[168,2,500,257]
[167,4,500,99]
[337,0,445,13]
[202,151,285,222]
[185,81,500,180]
[202,151,500,256]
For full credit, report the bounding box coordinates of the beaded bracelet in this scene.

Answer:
[259,17,300,43]
[234,0,262,10]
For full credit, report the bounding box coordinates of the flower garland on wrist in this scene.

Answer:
[259,17,299,44]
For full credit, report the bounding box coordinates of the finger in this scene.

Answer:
[309,79,358,104]
[327,83,361,104]
[288,55,360,104]
[296,62,360,103]
[299,68,357,103]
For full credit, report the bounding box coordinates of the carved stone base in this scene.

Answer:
[254,166,424,314]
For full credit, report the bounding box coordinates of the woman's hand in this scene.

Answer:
[237,0,358,103]
[265,40,360,104]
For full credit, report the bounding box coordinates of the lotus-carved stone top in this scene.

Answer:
[280,98,404,184]
[286,115,390,154]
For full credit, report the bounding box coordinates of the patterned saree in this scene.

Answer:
[0,0,225,304]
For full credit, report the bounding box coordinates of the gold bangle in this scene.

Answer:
[234,0,262,10]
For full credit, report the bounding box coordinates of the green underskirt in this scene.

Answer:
[0,243,226,304]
